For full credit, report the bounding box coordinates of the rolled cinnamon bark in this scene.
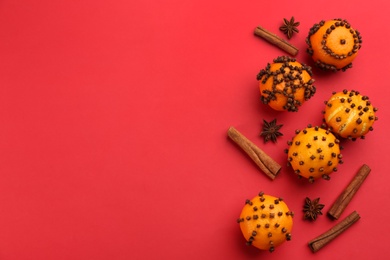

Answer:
[308,210,360,253]
[327,164,370,220]
[254,26,299,56]
[227,126,281,180]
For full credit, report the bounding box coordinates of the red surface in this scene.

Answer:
[0,0,389,259]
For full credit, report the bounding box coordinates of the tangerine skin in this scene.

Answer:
[257,56,315,112]
[259,62,312,111]
[324,90,378,140]
[238,193,293,252]
[287,126,342,182]
[306,19,362,71]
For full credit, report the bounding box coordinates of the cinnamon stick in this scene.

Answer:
[227,126,281,180]
[327,164,371,220]
[308,210,360,253]
[254,26,299,56]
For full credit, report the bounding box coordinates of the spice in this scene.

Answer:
[306,19,362,72]
[254,26,299,56]
[257,56,316,112]
[308,211,360,252]
[228,126,282,180]
[287,125,342,182]
[279,17,300,39]
[327,164,371,220]
[260,119,283,143]
[238,193,293,252]
[303,197,324,221]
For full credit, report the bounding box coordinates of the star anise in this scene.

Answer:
[279,16,300,39]
[303,197,325,221]
[260,119,283,143]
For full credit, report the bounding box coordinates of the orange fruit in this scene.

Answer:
[306,19,362,71]
[286,125,342,182]
[323,90,378,140]
[257,56,316,112]
[237,192,293,252]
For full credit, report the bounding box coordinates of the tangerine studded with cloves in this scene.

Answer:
[237,192,293,252]
[257,56,316,112]
[323,90,378,140]
[286,125,343,182]
[306,18,362,72]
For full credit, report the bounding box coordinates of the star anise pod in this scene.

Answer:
[303,197,325,221]
[260,119,283,143]
[279,16,300,39]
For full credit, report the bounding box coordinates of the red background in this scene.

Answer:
[1,0,389,259]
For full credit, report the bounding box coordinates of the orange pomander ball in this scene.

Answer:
[323,90,378,140]
[286,125,343,183]
[306,19,362,72]
[237,192,293,252]
[257,56,316,112]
